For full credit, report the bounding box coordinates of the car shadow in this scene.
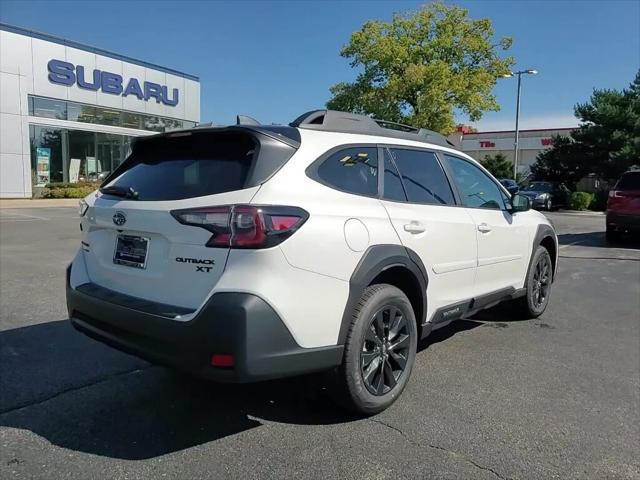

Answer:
[0,319,357,460]
[0,311,527,461]
[558,231,640,249]
[417,319,483,353]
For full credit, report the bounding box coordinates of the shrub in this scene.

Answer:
[45,182,99,190]
[42,186,95,199]
[569,191,594,211]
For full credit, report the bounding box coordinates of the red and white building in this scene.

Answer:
[450,127,575,176]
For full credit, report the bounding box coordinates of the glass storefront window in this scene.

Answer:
[162,117,183,131]
[28,95,190,133]
[122,112,142,130]
[67,103,97,123]
[96,132,125,181]
[95,107,121,127]
[30,126,135,188]
[68,130,96,182]
[29,97,67,120]
[30,125,64,184]
[142,115,164,132]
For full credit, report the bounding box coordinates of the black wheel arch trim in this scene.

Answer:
[528,224,558,284]
[337,244,428,345]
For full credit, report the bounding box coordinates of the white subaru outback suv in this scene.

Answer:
[67,110,557,414]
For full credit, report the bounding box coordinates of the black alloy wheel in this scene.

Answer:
[531,253,552,309]
[510,245,553,319]
[360,306,411,396]
[331,284,417,415]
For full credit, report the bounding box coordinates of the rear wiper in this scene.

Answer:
[99,185,139,200]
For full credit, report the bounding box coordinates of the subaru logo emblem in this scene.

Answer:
[113,211,127,226]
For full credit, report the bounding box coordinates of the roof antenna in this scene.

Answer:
[237,115,261,126]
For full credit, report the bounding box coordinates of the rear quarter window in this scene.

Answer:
[312,146,379,197]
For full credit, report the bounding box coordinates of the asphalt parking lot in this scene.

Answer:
[1,207,638,479]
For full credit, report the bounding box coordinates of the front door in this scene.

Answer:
[442,154,529,296]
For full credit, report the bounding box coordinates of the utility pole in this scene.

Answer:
[513,73,522,179]
[503,69,538,179]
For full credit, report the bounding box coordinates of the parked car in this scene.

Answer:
[67,110,558,414]
[606,170,640,242]
[499,178,519,196]
[520,181,570,211]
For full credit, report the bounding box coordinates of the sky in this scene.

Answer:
[1,0,638,131]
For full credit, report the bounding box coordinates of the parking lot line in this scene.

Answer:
[0,212,49,221]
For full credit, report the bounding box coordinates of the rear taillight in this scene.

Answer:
[171,205,309,249]
[78,199,89,217]
[609,190,626,198]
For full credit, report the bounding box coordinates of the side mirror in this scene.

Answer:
[510,194,531,213]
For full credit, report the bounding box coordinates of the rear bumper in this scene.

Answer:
[607,212,640,232]
[66,266,343,382]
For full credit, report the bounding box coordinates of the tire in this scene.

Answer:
[546,198,552,211]
[606,226,620,243]
[513,246,553,319]
[331,284,418,415]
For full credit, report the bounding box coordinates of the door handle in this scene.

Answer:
[477,223,492,233]
[404,221,426,234]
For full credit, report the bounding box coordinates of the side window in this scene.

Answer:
[316,146,378,196]
[389,148,454,205]
[383,149,407,202]
[444,155,505,210]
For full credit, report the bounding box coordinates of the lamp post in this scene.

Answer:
[503,69,538,179]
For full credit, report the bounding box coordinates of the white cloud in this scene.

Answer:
[466,113,579,132]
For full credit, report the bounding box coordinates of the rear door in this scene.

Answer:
[81,129,295,310]
[442,154,529,296]
[379,147,478,322]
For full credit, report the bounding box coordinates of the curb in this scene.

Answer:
[0,199,80,209]
[551,210,605,217]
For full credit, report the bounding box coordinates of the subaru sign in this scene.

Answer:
[47,59,179,106]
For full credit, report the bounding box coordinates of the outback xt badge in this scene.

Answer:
[176,257,215,272]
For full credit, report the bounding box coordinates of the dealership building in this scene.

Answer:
[451,127,575,176]
[0,24,200,198]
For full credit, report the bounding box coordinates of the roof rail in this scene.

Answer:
[290,110,454,147]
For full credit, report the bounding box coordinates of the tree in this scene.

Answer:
[326,2,514,135]
[481,153,513,179]
[530,70,640,184]
[529,136,589,189]
[571,71,640,179]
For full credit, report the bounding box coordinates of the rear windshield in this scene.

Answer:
[616,172,640,190]
[103,130,288,201]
